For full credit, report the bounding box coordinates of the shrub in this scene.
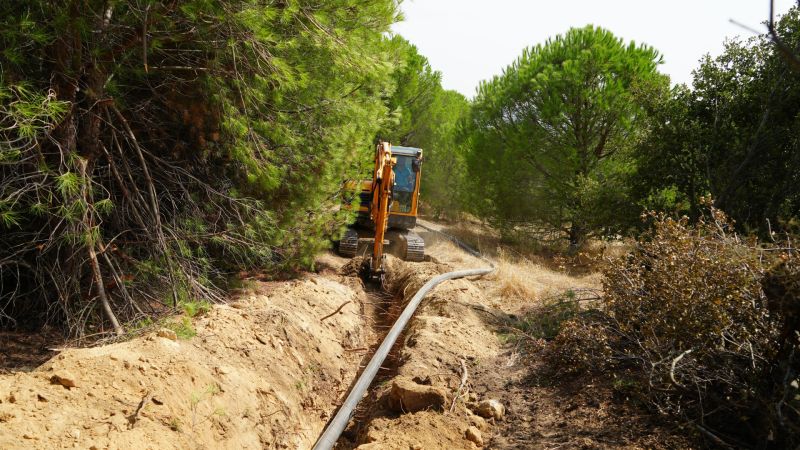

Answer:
[0,0,399,335]
[546,318,612,376]
[553,208,798,447]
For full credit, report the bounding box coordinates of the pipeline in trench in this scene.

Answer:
[314,225,495,450]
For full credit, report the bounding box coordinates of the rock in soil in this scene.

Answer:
[473,399,505,420]
[387,376,447,413]
[50,372,77,388]
[468,411,488,430]
[156,328,178,341]
[465,425,484,446]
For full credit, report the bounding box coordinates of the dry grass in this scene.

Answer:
[489,250,601,313]
[419,220,604,315]
[439,219,633,274]
[417,229,485,270]
[441,220,503,259]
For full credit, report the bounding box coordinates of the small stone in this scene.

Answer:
[69,428,81,438]
[231,302,246,309]
[51,372,78,388]
[465,426,484,446]
[469,412,488,431]
[473,399,505,420]
[156,328,178,341]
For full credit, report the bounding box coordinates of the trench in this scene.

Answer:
[314,225,495,450]
[320,257,414,449]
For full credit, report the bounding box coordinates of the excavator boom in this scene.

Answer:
[365,142,395,280]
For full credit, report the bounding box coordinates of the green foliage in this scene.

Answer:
[379,36,442,144]
[634,7,800,235]
[182,300,211,318]
[511,291,581,341]
[55,172,79,198]
[0,0,402,333]
[415,89,471,217]
[463,26,667,249]
[166,317,197,340]
[0,207,20,228]
[377,37,471,216]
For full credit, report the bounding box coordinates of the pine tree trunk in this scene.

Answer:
[568,222,585,255]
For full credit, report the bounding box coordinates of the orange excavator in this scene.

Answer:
[339,141,425,282]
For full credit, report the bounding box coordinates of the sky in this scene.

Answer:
[391,0,798,98]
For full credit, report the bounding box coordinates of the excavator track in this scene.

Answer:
[338,228,359,258]
[401,230,425,262]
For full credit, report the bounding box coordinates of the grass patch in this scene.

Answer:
[166,316,197,339]
[501,290,582,342]
[182,299,211,318]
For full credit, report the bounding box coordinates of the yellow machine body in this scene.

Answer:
[338,143,425,279]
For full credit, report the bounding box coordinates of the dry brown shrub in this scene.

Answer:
[546,318,612,376]
[591,208,799,448]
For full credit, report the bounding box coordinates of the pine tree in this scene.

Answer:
[0,0,400,334]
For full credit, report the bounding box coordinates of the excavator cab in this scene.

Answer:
[338,143,425,278]
[386,146,422,228]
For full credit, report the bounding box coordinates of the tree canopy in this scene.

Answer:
[464,26,667,248]
[0,0,400,333]
[634,7,800,235]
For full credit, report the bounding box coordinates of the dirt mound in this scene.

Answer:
[0,270,370,450]
[358,411,479,450]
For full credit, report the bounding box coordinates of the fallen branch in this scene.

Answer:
[669,349,693,387]
[128,391,152,429]
[78,158,123,336]
[320,301,351,323]
[344,347,368,352]
[450,358,469,412]
[695,423,735,449]
[88,242,123,336]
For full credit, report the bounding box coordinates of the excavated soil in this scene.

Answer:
[342,255,502,450]
[0,255,374,449]
[341,224,691,449]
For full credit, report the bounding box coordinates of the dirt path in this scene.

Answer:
[338,223,689,449]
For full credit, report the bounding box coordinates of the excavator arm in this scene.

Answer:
[364,142,395,281]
